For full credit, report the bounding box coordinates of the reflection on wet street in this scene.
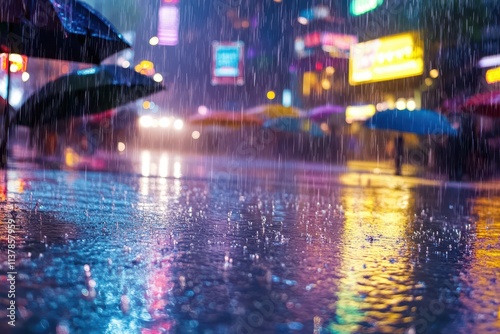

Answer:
[0,151,499,333]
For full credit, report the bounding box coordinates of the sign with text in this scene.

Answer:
[349,31,424,85]
[211,42,244,86]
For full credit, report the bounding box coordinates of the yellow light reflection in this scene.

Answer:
[65,148,79,167]
[328,180,415,332]
[465,196,500,329]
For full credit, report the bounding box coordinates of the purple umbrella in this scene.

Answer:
[306,104,345,122]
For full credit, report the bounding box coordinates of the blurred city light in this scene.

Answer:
[346,104,376,123]
[117,142,126,152]
[192,131,201,139]
[407,99,416,111]
[429,69,439,78]
[173,119,184,130]
[139,115,154,128]
[396,98,406,110]
[1,53,27,73]
[321,78,331,90]
[158,3,179,46]
[153,73,163,82]
[121,60,130,68]
[21,72,30,82]
[350,0,384,16]
[297,17,308,25]
[486,66,500,84]
[149,36,159,46]
[135,60,155,76]
[424,78,433,86]
[159,117,171,128]
[266,90,276,100]
[143,101,151,109]
[325,66,335,75]
[478,54,500,68]
[141,151,151,177]
[9,87,23,108]
[198,105,208,115]
[282,89,292,107]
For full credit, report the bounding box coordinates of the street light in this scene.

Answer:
[298,17,308,25]
[149,36,159,46]
[153,73,163,82]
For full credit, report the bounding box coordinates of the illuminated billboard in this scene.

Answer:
[211,42,244,86]
[350,0,383,16]
[295,32,357,59]
[157,4,179,46]
[349,31,424,85]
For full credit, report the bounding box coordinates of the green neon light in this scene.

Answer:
[350,0,384,16]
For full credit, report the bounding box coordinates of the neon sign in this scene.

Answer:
[350,0,384,16]
[349,32,424,85]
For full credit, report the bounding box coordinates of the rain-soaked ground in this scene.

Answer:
[0,147,499,334]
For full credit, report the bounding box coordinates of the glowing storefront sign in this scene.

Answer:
[486,66,500,84]
[157,4,179,46]
[345,104,376,123]
[1,53,28,73]
[211,41,244,86]
[350,0,383,16]
[349,32,424,85]
[295,32,358,59]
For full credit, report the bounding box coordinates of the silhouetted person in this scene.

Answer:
[448,134,464,181]
[395,135,404,175]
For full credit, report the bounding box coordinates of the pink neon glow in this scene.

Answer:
[158,5,179,46]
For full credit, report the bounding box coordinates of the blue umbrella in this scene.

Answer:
[364,109,457,136]
[263,117,325,137]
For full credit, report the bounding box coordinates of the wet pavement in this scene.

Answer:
[0,148,499,333]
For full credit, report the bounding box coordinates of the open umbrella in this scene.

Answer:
[364,109,458,136]
[364,109,457,175]
[0,0,130,63]
[188,111,263,128]
[246,104,305,119]
[306,104,345,122]
[263,117,325,137]
[461,91,500,117]
[0,0,131,167]
[15,65,164,127]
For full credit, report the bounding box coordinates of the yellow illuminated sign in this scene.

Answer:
[346,104,376,123]
[349,32,424,85]
[486,66,500,84]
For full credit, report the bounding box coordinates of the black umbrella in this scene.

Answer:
[0,0,130,63]
[16,65,164,127]
[0,0,131,167]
